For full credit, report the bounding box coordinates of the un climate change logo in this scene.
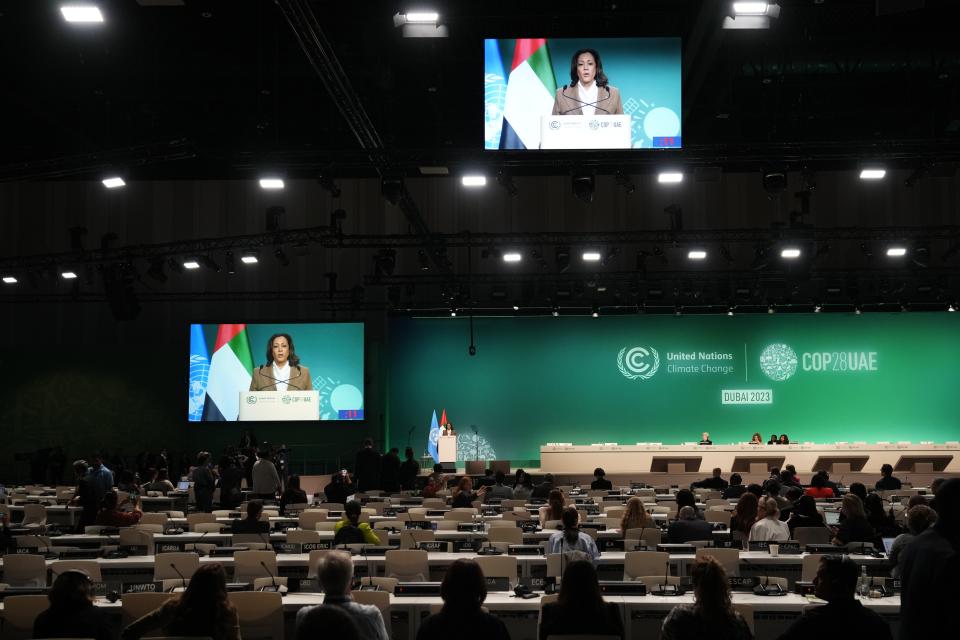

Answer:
[618,346,660,380]
[760,343,799,381]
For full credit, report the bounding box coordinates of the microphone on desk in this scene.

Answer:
[169,563,187,592]
[260,560,287,594]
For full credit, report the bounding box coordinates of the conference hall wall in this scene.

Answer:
[387,314,960,463]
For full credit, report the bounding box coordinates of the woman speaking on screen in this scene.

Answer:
[552,48,624,116]
[249,333,313,391]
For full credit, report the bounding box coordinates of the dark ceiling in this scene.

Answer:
[3,0,960,179]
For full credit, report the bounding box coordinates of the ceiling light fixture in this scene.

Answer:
[182,260,201,270]
[3,276,18,284]
[780,248,801,259]
[240,253,259,264]
[687,250,707,260]
[733,2,768,14]
[502,252,522,263]
[886,247,907,257]
[461,175,486,187]
[859,168,886,180]
[658,172,684,184]
[582,251,601,262]
[102,177,125,189]
[61,5,104,23]
[61,271,78,279]
[259,178,285,190]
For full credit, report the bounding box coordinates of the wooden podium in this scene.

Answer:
[438,435,457,466]
[237,391,320,421]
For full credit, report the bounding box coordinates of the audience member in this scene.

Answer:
[333,500,381,545]
[33,569,114,640]
[486,470,515,500]
[832,494,875,546]
[398,447,420,491]
[278,474,309,516]
[890,504,937,577]
[899,478,960,640]
[452,476,487,508]
[929,477,946,497]
[621,496,655,533]
[765,480,790,512]
[380,447,401,493]
[675,489,699,515]
[512,469,533,500]
[251,448,282,498]
[193,451,216,512]
[230,499,270,534]
[864,493,901,539]
[805,473,835,499]
[143,467,175,495]
[906,494,927,509]
[692,467,729,491]
[668,506,715,544]
[296,605,361,640]
[777,556,892,640]
[539,560,623,640]
[217,457,244,509]
[722,473,747,499]
[749,497,791,541]
[122,563,240,640]
[746,483,764,499]
[70,459,99,531]
[354,438,382,492]
[479,468,497,488]
[546,506,601,564]
[591,467,613,490]
[87,452,114,504]
[847,482,868,502]
[96,491,143,527]
[874,464,902,491]
[730,493,759,542]
[415,559,510,640]
[660,556,752,640]
[324,470,355,505]
[539,489,566,525]
[530,473,555,499]
[787,495,828,535]
[0,512,15,553]
[297,550,388,640]
[778,487,803,521]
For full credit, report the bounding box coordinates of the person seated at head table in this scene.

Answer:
[333,500,381,546]
[659,556,752,640]
[668,506,716,544]
[722,473,747,499]
[297,550,389,640]
[121,563,240,640]
[230,498,270,534]
[95,491,143,527]
[698,431,713,445]
[749,432,763,444]
[545,506,601,565]
[778,433,790,444]
[415,558,510,640]
[691,467,729,491]
[591,467,613,490]
[539,559,624,640]
[34,568,115,640]
[776,556,893,640]
[767,433,779,445]
[875,463,903,491]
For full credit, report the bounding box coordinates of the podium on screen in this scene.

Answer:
[238,391,321,421]
[540,115,632,149]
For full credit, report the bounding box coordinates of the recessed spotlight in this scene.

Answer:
[767,305,775,314]
[886,247,907,257]
[502,252,522,263]
[687,250,707,260]
[102,177,125,189]
[259,178,285,190]
[61,271,78,279]
[61,5,104,23]
[657,172,684,184]
[552,305,560,317]
[814,304,822,313]
[183,260,201,270]
[2,276,17,284]
[591,303,600,318]
[405,11,439,23]
[859,168,886,180]
[240,255,259,264]
[461,175,486,187]
[727,306,734,316]
[512,304,520,311]
[780,248,801,259]
[582,251,601,262]
[733,2,768,15]
[948,303,956,312]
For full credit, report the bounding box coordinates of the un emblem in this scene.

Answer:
[246,396,257,405]
[549,120,560,129]
[589,119,600,130]
[618,346,660,380]
[759,343,798,382]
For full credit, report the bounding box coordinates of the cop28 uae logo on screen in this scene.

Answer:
[618,346,660,380]
[759,343,799,381]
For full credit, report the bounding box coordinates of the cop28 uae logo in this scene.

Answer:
[759,343,799,381]
[617,346,660,380]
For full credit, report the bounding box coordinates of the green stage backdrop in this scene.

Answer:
[387,314,960,461]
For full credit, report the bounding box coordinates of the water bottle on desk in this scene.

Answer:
[858,565,870,596]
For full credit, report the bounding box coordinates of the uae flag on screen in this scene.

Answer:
[499,38,557,149]
[201,324,254,421]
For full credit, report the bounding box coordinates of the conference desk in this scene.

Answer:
[540,442,960,475]
[0,589,901,640]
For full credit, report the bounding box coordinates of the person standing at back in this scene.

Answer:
[776,556,892,640]
[354,438,382,492]
[69,459,99,532]
[251,448,282,499]
[380,447,401,493]
[193,451,216,512]
[398,447,420,491]
[660,556,752,640]
[898,479,960,640]
[875,464,902,491]
[87,452,114,505]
